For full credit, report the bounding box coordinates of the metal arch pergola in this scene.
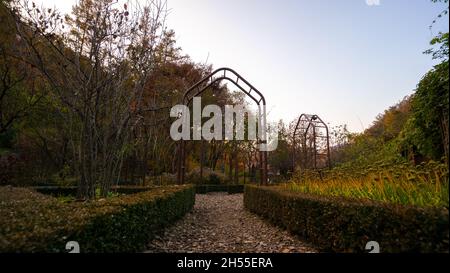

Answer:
[292,114,331,171]
[177,67,268,185]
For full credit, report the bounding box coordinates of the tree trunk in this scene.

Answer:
[441,112,449,164]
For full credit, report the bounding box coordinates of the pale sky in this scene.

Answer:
[40,0,449,132]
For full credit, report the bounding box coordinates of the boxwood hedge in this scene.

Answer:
[0,185,195,252]
[33,184,245,196]
[195,184,244,194]
[244,185,449,253]
[31,185,156,197]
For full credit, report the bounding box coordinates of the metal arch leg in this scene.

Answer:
[177,140,186,184]
[257,140,268,185]
[263,150,268,185]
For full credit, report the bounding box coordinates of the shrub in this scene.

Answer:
[0,185,195,252]
[185,167,226,184]
[208,173,222,185]
[244,185,449,253]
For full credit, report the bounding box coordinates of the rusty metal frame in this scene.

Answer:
[292,114,331,171]
[177,67,268,185]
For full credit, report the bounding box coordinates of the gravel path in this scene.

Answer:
[145,193,316,253]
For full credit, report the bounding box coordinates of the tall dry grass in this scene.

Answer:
[286,161,449,207]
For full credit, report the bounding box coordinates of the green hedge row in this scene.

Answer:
[244,185,449,253]
[31,185,157,196]
[33,184,245,196]
[31,186,78,196]
[0,185,195,252]
[195,184,244,194]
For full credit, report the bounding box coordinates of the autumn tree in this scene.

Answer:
[0,1,46,138]
[8,0,170,198]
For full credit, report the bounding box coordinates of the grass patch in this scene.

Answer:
[287,161,448,207]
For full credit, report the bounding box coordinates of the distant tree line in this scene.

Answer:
[0,0,262,198]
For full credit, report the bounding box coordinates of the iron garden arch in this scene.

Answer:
[177,67,269,185]
[292,114,331,171]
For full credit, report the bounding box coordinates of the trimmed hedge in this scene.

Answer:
[31,186,78,196]
[31,185,156,196]
[244,185,449,253]
[0,185,195,252]
[195,184,244,194]
[227,184,245,194]
[33,184,245,196]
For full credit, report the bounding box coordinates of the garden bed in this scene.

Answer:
[0,185,195,252]
[244,185,449,253]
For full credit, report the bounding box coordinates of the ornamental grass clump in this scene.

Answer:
[287,161,449,207]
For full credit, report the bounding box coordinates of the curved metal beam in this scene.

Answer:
[186,77,260,106]
[183,67,266,106]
